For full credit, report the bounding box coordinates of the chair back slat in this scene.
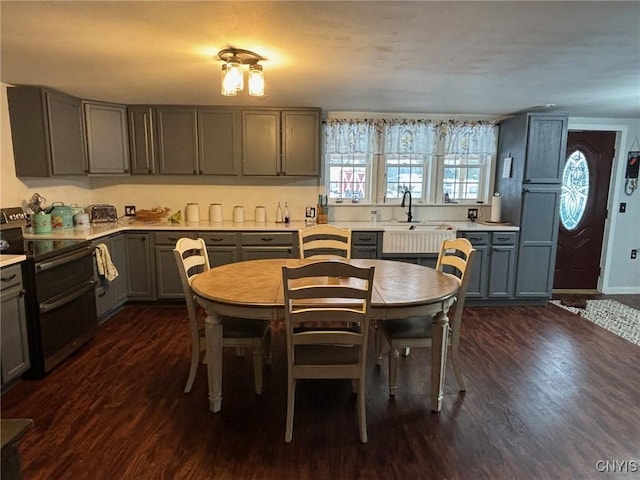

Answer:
[299,225,352,259]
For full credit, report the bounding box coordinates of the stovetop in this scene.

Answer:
[1,207,89,262]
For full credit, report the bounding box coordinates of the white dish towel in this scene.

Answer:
[95,243,119,281]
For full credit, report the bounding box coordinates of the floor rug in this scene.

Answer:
[550,299,640,346]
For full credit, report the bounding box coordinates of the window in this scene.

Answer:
[560,150,590,230]
[324,120,376,203]
[324,118,497,205]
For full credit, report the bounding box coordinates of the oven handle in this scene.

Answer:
[39,279,97,314]
[35,245,94,273]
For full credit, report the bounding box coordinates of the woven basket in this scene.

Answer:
[135,206,170,222]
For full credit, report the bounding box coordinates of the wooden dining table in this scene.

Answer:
[191,258,460,414]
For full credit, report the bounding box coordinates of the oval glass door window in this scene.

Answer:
[560,150,590,230]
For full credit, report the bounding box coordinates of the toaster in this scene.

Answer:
[85,204,118,223]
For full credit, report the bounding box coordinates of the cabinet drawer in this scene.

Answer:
[352,232,378,246]
[198,232,237,246]
[154,232,196,245]
[461,232,489,245]
[241,232,293,246]
[492,232,517,245]
[1,265,23,291]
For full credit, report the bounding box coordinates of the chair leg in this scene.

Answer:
[285,379,296,443]
[375,325,384,366]
[451,340,466,392]
[184,334,201,394]
[358,376,368,443]
[252,348,263,395]
[388,348,400,396]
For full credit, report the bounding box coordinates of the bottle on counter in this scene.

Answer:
[283,202,290,224]
[275,202,283,223]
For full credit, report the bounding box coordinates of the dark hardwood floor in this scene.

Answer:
[2,300,639,479]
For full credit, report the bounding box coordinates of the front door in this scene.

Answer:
[554,131,616,290]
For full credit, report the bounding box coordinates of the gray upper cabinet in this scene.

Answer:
[156,107,199,174]
[128,106,156,174]
[242,109,281,175]
[198,108,240,175]
[7,86,87,176]
[523,115,568,184]
[282,110,321,176]
[242,108,321,177]
[84,101,130,174]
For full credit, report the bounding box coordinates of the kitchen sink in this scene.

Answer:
[380,222,455,231]
[381,222,457,253]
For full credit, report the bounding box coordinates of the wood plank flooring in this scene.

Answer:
[2,300,639,479]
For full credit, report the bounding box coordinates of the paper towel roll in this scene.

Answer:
[209,203,223,223]
[491,194,502,223]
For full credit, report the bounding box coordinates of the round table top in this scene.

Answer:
[191,258,460,309]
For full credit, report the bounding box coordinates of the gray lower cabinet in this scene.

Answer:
[8,86,87,176]
[125,232,156,300]
[240,232,296,260]
[154,232,196,299]
[1,264,30,388]
[84,101,130,174]
[460,231,517,300]
[351,231,380,259]
[197,231,238,267]
[93,234,128,320]
[128,106,157,174]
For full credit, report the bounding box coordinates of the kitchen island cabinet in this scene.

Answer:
[1,264,30,389]
[8,86,87,176]
[84,101,130,174]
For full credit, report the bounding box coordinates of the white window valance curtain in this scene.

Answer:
[384,121,437,155]
[323,120,377,154]
[439,121,498,155]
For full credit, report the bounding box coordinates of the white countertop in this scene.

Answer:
[0,254,27,268]
[22,219,518,240]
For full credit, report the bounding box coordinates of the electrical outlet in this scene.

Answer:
[124,205,136,216]
[632,249,637,260]
[620,202,627,213]
[467,208,478,221]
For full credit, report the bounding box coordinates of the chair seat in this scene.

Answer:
[221,316,269,338]
[295,344,359,365]
[379,315,434,339]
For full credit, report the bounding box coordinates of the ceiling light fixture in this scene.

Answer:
[218,48,264,97]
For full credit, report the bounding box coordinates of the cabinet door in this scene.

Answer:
[156,107,199,174]
[524,115,568,184]
[155,246,184,299]
[128,106,156,174]
[282,110,320,176]
[84,102,130,174]
[1,284,30,384]
[241,247,294,260]
[198,108,240,175]
[488,245,516,298]
[461,232,489,299]
[515,187,561,297]
[125,233,156,299]
[242,110,280,175]
[207,247,238,267]
[46,90,88,175]
[111,234,128,306]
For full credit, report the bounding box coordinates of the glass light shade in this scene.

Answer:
[220,64,237,96]
[248,64,265,96]
[225,59,243,92]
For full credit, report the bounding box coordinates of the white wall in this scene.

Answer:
[569,117,640,294]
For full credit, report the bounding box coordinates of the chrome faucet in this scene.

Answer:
[401,190,413,223]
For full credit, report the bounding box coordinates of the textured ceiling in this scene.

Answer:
[1,1,639,118]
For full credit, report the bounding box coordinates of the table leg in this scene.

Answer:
[204,309,223,413]
[431,310,450,412]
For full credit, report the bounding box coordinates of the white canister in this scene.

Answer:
[233,205,245,223]
[185,203,200,223]
[73,212,90,230]
[491,193,502,223]
[209,203,223,223]
[255,206,267,223]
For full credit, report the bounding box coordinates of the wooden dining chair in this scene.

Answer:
[375,238,476,395]
[298,224,352,259]
[282,260,375,443]
[173,237,270,394]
